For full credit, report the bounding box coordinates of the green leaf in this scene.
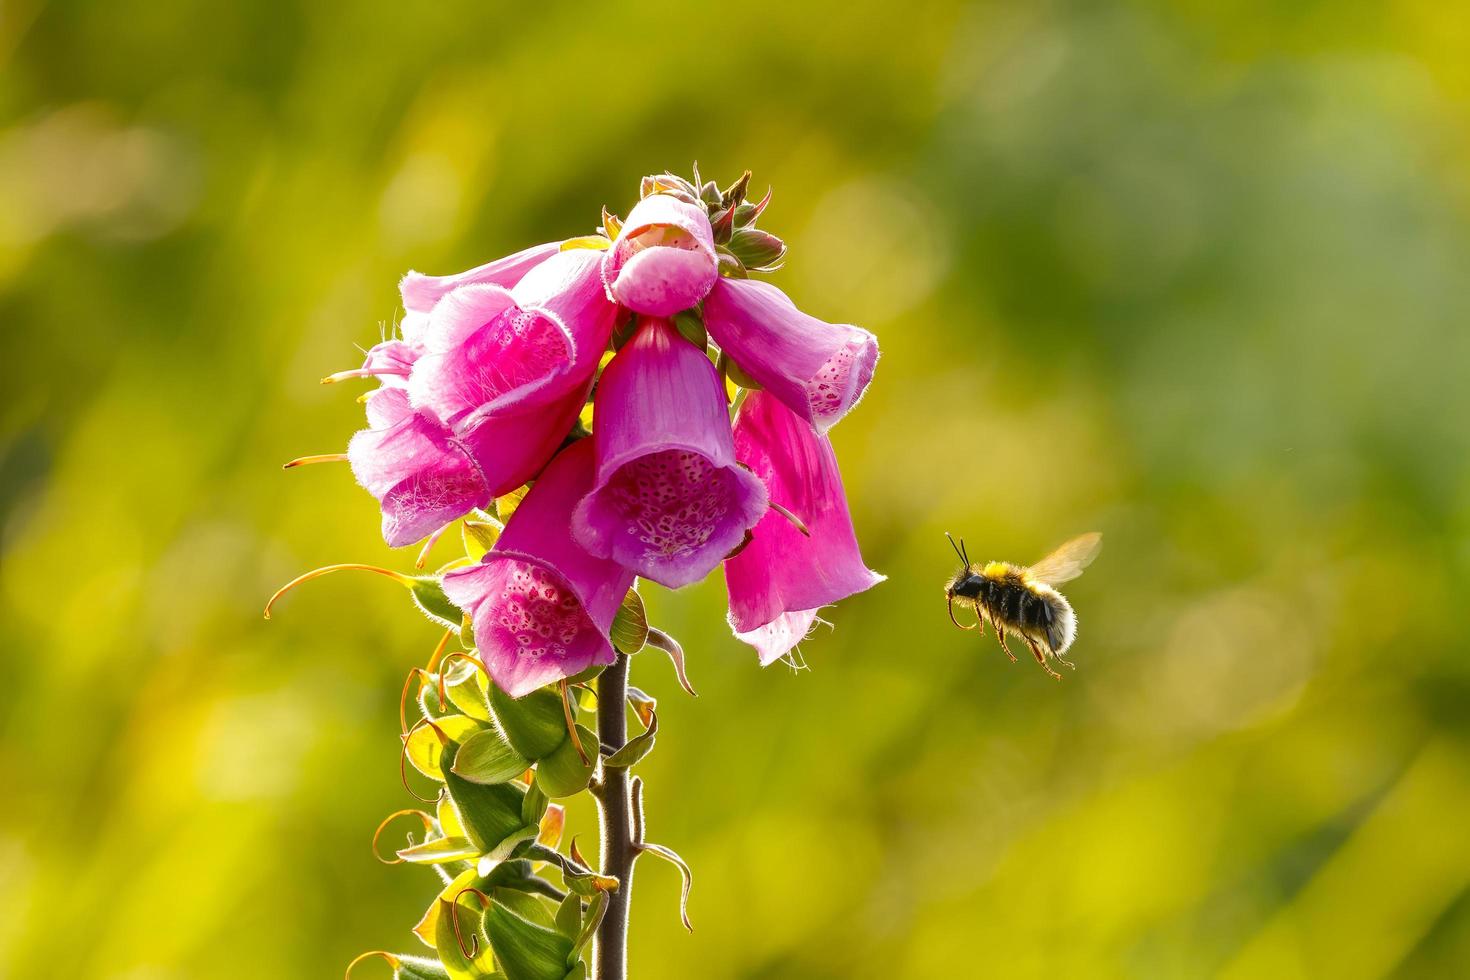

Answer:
[534,725,597,797]
[397,836,481,865]
[453,728,532,785]
[489,686,569,760]
[609,588,648,655]
[603,711,656,770]
[443,741,529,853]
[485,900,575,980]
[562,963,586,980]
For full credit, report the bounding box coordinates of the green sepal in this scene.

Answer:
[609,588,648,655]
[443,741,529,853]
[397,836,481,865]
[672,310,707,350]
[603,711,656,770]
[727,227,786,271]
[534,725,597,797]
[489,686,569,760]
[521,778,549,828]
[410,576,465,631]
[390,954,453,980]
[461,511,503,560]
[444,661,493,722]
[433,895,495,980]
[493,887,558,929]
[485,898,575,980]
[554,893,581,940]
[453,727,532,785]
[476,824,540,877]
[563,963,586,980]
[569,892,608,967]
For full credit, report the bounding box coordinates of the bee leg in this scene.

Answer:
[1025,636,1063,680]
[1055,653,1077,671]
[994,623,1018,663]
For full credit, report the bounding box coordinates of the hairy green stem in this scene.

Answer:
[593,654,634,980]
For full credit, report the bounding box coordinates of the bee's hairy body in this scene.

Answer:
[943,532,1100,680]
[948,563,1076,667]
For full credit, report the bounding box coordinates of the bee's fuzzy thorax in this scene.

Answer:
[981,561,1016,580]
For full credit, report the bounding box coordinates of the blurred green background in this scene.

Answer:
[4,0,1470,976]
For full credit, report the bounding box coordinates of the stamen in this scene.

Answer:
[768,501,811,537]
[264,564,415,619]
[560,680,589,766]
[371,809,434,865]
[282,453,348,469]
[415,522,452,570]
[321,366,408,384]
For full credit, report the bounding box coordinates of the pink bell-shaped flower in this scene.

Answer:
[347,387,491,549]
[724,390,883,664]
[573,317,767,589]
[702,277,878,433]
[443,440,634,698]
[603,194,719,317]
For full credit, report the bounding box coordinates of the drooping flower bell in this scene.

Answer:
[347,386,491,548]
[443,439,634,697]
[602,194,718,317]
[724,390,884,664]
[573,316,767,589]
[703,278,878,433]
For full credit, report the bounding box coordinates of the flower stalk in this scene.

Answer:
[592,654,634,980]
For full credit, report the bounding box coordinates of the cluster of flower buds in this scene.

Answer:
[288,169,882,697]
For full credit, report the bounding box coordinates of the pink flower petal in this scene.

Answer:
[703,277,878,433]
[348,410,490,548]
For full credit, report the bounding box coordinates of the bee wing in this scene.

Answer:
[1027,532,1102,586]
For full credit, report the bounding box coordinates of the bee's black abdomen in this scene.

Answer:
[1019,590,1051,633]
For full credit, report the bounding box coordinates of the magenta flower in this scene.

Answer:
[724,390,883,664]
[409,249,617,426]
[443,440,634,697]
[348,387,491,548]
[703,277,878,433]
[573,317,767,589]
[603,194,718,317]
[399,241,561,318]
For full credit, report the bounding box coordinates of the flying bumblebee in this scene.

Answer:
[944,532,1102,680]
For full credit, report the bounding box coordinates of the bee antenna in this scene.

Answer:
[945,532,969,567]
